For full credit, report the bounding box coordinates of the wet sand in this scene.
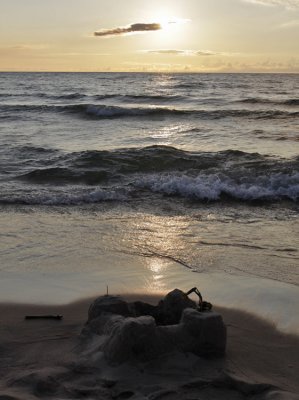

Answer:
[0,295,298,399]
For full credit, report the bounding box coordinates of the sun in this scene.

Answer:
[149,11,189,31]
[158,15,190,29]
[144,10,190,47]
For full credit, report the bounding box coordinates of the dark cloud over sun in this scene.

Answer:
[94,22,161,37]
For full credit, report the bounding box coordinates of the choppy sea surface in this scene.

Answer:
[0,72,298,331]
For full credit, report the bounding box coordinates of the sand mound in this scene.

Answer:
[82,290,226,362]
[0,293,298,399]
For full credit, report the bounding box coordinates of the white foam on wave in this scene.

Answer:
[85,104,182,118]
[135,172,299,201]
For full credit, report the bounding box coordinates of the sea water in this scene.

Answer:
[0,72,298,332]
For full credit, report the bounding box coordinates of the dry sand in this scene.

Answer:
[0,294,298,400]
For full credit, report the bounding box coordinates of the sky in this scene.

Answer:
[0,0,299,72]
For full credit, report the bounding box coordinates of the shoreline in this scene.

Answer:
[1,268,298,335]
[0,294,298,399]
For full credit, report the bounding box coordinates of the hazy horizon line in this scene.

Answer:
[0,70,298,74]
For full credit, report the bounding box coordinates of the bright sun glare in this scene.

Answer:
[146,10,189,46]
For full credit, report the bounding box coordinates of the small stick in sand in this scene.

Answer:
[25,315,63,320]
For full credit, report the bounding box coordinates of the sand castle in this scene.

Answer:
[82,288,227,363]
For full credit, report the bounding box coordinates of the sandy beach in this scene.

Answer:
[0,294,298,400]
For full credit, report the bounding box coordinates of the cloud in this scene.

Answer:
[122,61,193,72]
[196,50,219,56]
[145,49,218,56]
[244,0,299,9]
[94,22,161,37]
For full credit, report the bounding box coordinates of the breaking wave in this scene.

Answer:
[21,93,184,102]
[4,146,298,205]
[1,103,299,120]
[135,172,299,202]
[5,170,299,205]
[93,94,185,102]
[0,103,187,118]
[17,146,269,184]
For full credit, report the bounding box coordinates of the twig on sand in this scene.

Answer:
[25,315,63,320]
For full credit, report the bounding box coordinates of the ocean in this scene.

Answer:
[0,72,298,332]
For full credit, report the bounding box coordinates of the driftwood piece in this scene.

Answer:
[25,315,63,320]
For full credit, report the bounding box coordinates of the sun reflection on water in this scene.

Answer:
[145,258,168,292]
